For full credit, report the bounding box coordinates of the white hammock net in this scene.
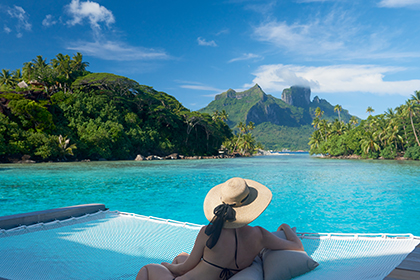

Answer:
[0,210,418,280]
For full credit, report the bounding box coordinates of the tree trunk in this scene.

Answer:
[410,112,420,146]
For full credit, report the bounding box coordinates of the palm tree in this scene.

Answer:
[246,121,255,132]
[71,52,89,73]
[238,121,246,134]
[331,119,346,135]
[411,90,420,104]
[238,133,255,155]
[361,131,380,155]
[319,119,328,141]
[212,109,228,122]
[315,107,324,118]
[233,122,246,153]
[385,108,395,118]
[52,53,72,80]
[395,105,409,147]
[58,135,77,160]
[22,62,34,81]
[334,104,342,122]
[212,110,220,121]
[0,69,14,87]
[312,117,320,129]
[350,116,358,126]
[12,69,22,83]
[404,100,420,146]
[385,118,403,153]
[30,55,54,92]
[219,110,228,122]
[233,121,255,153]
[366,106,375,115]
[32,55,48,71]
[308,130,323,151]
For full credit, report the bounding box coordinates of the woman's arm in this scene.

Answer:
[162,226,207,276]
[259,224,304,251]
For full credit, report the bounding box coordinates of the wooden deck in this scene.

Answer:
[384,243,420,280]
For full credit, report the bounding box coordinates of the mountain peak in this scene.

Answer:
[281,86,311,107]
[214,85,266,100]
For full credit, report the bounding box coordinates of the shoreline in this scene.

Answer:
[5,151,418,164]
[1,153,243,164]
[316,154,412,161]
[2,150,310,164]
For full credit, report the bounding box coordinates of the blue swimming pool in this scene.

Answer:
[1,154,419,235]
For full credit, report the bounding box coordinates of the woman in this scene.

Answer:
[136,177,304,280]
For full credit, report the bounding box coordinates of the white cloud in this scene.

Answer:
[378,0,420,7]
[228,53,263,63]
[42,15,57,27]
[178,81,224,93]
[64,1,170,63]
[181,85,224,92]
[4,25,11,34]
[67,40,169,61]
[251,9,418,60]
[216,28,230,36]
[253,18,347,57]
[7,5,31,37]
[66,0,115,29]
[244,1,277,15]
[247,64,420,97]
[197,37,217,47]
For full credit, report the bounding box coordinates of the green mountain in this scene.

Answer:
[199,84,354,151]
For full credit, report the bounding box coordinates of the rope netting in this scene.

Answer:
[294,233,420,279]
[0,210,418,280]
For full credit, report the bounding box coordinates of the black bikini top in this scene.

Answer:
[203,229,240,280]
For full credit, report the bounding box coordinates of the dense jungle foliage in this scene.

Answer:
[0,53,233,162]
[309,98,420,160]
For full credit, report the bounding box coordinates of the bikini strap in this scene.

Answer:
[202,259,241,280]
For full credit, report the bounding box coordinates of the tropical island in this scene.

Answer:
[1,53,419,162]
[0,53,263,163]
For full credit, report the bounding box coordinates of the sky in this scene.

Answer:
[1,0,420,119]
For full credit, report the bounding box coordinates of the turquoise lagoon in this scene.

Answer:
[0,154,419,235]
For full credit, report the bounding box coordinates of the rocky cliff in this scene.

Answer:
[281,86,311,107]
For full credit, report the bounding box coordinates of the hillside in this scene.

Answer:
[199,85,354,150]
[0,54,232,162]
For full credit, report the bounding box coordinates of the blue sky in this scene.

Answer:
[1,0,420,119]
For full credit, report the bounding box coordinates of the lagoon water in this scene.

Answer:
[1,154,419,236]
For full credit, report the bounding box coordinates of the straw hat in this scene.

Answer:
[203,177,272,228]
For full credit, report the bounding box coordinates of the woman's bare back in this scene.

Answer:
[137,224,303,280]
[176,226,264,280]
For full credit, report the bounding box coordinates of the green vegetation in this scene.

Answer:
[0,54,232,162]
[199,85,355,151]
[253,123,314,151]
[221,121,263,156]
[309,94,420,160]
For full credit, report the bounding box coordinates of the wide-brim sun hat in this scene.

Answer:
[203,177,272,228]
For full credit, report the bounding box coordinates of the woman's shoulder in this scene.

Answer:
[239,225,265,238]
